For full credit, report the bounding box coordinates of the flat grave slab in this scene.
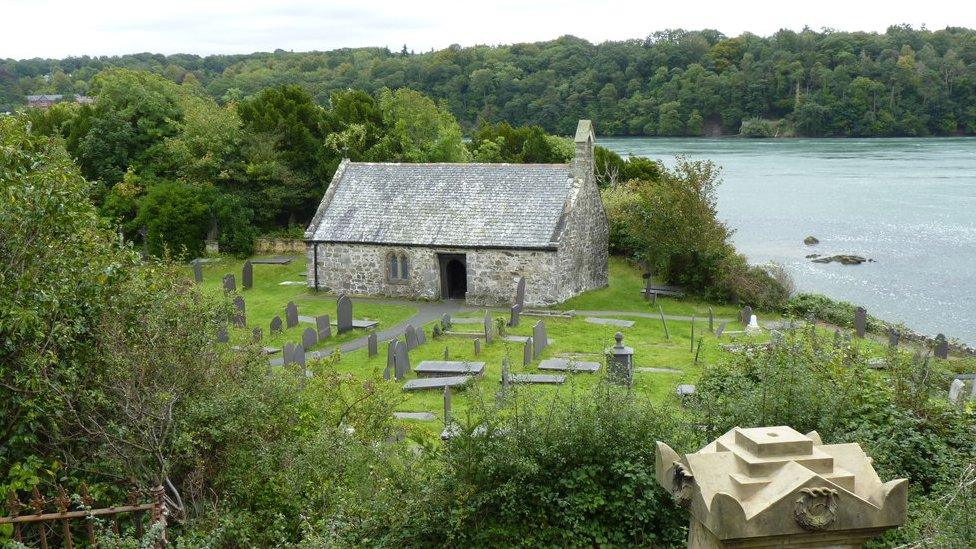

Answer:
[403,375,474,392]
[393,412,436,421]
[297,315,375,330]
[502,335,530,343]
[450,317,483,324]
[414,361,486,377]
[509,374,566,385]
[444,330,482,338]
[250,256,293,265]
[262,347,281,355]
[584,317,635,328]
[279,281,305,286]
[636,367,682,374]
[538,358,600,373]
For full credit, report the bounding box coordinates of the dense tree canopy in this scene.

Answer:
[5,25,976,136]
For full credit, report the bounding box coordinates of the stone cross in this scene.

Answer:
[336,295,353,334]
[242,260,253,290]
[216,325,228,343]
[367,331,378,357]
[523,337,534,366]
[386,339,398,379]
[405,325,419,350]
[483,310,493,344]
[474,338,481,356]
[283,342,295,366]
[233,296,246,327]
[854,307,867,338]
[270,315,283,334]
[395,340,411,379]
[532,320,548,358]
[285,301,298,329]
[222,273,236,293]
[315,314,332,339]
[302,327,317,349]
[514,276,526,310]
[934,334,949,359]
[192,259,203,284]
[508,304,521,328]
[252,327,262,343]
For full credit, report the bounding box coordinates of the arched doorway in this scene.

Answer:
[438,253,467,299]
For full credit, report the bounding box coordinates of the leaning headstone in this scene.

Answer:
[405,325,419,350]
[514,276,526,310]
[395,340,411,378]
[315,314,332,339]
[417,327,427,346]
[216,325,229,343]
[854,307,867,338]
[888,329,900,348]
[739,305,753,325]
[283,342,295,366]
[387,340,398,379]
[367,331,378,357]
[607,332,634,386]
[285,301,298,328]
[934,334,949,359]
[192,259,203,283]
[270,315,283,334]
[233,296,246,327]
[715,321,727,339]
[252,327,262,343]
[302,327,317,349]
[336,295,353,334]
[222,274,236,293]
[523,337,534,366]
[509,304,521,328]
[242,260,253,290]
[532,321,548,358]
[483,310,493,344]
[474,338,481,356]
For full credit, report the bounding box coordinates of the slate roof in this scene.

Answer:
[306,162,574,249]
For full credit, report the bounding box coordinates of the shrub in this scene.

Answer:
[133,180,212,258]
[739,117,776,137]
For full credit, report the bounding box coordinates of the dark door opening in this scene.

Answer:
[438,253,467,299]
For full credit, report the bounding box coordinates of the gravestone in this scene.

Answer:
[233,296,246,327]
[367,331,378,357]
[283,342,295,366]
[192,259,203,283]
[387,340,398,379]
[474,338,481,356]
[509,304,521,328]
[483,310,493,344]
[443,385,453,426]
[532,321,548,358]
[934,333,949,359]
[405,325,419,350]
[715,321,728,339]
[383,359,392,381]
[302,327,317,349]
[252,327,262,343]
[285,301,299,329]
[739,305,752,325]
[216,325,229,343]
[889,329,900,348]
[708,306,714,332]
[315,314,332,339]
[222,274,236,293]
[949,379,965,403]
[523,337,534,366]
[395,340,411,379]
[441,313,452,330]
[293,344,305,368]
[242,260,253,290]
[417,327,427,346]
[514,276,526,310]
[607,332,634,386]
[854,307,867,338]
[270,316,283,334]
[336,295,353,334]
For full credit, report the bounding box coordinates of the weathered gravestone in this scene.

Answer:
[302,327,317,349]
[474,338,481,356]
[395,340,411,379]
[948,379,966,403]
[367,331,378,357]
[417,327,427,346]
[336,295,353,334]
[934,334,949,359]
[315,314,332,339]
[216,325,229,343]
[233,296,246,327]
[283,342,295,366]
[405,325,419,350]
[293,344,305,369]
[854,306,867,338]
[739,305,753,325]
[270,315,282,334]
[222,274,236,292]
[252,327,262,343]
[443,385,453,426]
[532,321,548,358]
[242,260,253,290]
[386,339,397,379]
[285,301,299,328]
[508,304,521,328]
[441,313,452,330]
[889,329,901,348]
[514,276,526,310]
[523,337,534,366]
[483,310,493,344]
[715,321,728,339]
[192,259,203,284]
[607,332,634,386]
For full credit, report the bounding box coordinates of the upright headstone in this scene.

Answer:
[607,332,634,386]
[283,342,295,366]
[192,259,203,284]
[405,325,419,350]
[386,340,398,379]
[222,274,236,293]
[740,305,753,326]
[395,340,411,378]
[441,313,452,330]
[417,327,427,346]
[708,307,714,333]
[294,344,305,368]
[532,321,548,358]
[934,334,949,359]
[233,296,246,327]
[888,329,900,348]
[483,310,493,344]
[443,385,453,427]
[336,295,353,334]
[302,327,317,349]
[252,327,262,343]
[854,307,867,338]
[509,304,521,328]
[514,276,526,310]
[367,331,378,357]
[216,325,229,343]
[523,337,534,366]
[315,314,332,339]
[242,260,253,290]
[948,379,965,404]
[270,315,283,334]
[285,301,298,329]
[474,338,481,356]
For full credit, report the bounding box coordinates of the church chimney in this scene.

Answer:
[572,119,595,184]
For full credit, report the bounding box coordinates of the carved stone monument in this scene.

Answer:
[654,426,907,548]
[606,332,633,386]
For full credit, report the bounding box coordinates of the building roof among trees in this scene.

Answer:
[306,161,574,250]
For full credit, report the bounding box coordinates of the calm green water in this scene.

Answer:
[601,137,976,344]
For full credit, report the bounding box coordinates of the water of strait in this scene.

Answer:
[601,137,976,344]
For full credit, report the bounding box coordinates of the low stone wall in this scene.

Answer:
[255,238,305,255]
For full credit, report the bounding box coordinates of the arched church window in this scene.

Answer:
[389,254,399,280]
[399,254,409,279]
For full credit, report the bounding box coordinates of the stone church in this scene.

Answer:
[304,120,608,306]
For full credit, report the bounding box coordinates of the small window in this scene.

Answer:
[399,254,409,279]
[389,254,399,279]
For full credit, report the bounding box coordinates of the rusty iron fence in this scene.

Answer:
[2,484,167,547]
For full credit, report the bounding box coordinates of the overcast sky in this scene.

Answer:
[3,0,975,60]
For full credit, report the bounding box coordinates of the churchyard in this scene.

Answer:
[191,255,922,438]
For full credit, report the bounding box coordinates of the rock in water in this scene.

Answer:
[803,236,820,245]
[812,254,871,265]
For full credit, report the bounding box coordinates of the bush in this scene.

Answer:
[786,293,885,332]
[133,180,212,258]
[739,117,776,137]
